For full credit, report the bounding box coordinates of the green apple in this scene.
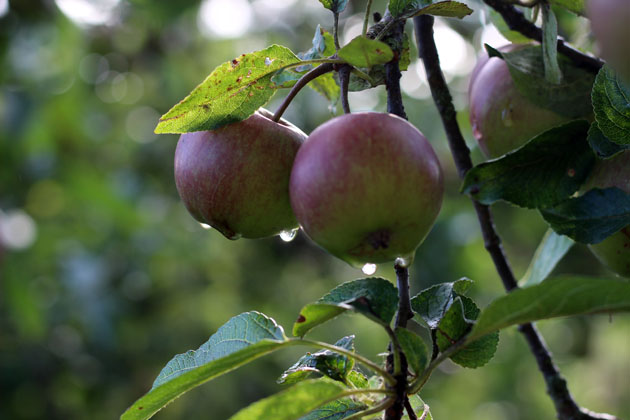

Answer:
[289,112,444,267]
[174,109,306,239]
[468,45,571,158]
[583,151,630,277]
[587,0,630,81]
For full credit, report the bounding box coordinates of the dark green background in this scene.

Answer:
[0,0,627,419]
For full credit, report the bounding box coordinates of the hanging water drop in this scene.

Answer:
[361,263,377,275]
[200,223,212,230]
[279,228,298,242]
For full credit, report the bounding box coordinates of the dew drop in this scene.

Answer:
[199,223,212,230]
[279,228,298,242]
[361,263,377,275]
[501,107,514,127]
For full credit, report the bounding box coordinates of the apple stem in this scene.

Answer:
[272,63,334,123]
[482,0,603,73]
[414,14,618,420]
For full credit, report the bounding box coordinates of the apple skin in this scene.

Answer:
[587,0,630,81]
[289,112,444,267]
[583,151,630,277]
[174,109,306,239]
[469,46,571,158]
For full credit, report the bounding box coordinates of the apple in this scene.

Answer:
[289,112,443,267]
[468,45,571,158]
[583,150,630,277]
[587,0,630,81]
[174,109,306,239]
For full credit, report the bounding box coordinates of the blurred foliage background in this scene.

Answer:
[0,0,627,419]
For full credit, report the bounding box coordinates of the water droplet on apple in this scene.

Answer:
[279,228,298,242]
[361,263,377,275]
[501,107,514,127]
[200,223,212,230]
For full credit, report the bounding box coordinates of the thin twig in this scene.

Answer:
[414,15,618,420]
[362,0,374,37]
[404,397,418,420]
[482,0,603,73]
[272,63,334,122]
[339,65,351,114]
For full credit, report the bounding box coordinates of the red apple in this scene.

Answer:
[587,0,630,81]
[583,151,630,277]
[289,112,443,267]
[174,109,306,239]
[469,45,571,158]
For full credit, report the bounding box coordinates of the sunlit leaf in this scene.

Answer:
[338,36,394,69]
[521,229,574,287]
[300,398,367,420]
[155,45,300,134]
[470,276,630,341]
[228,379,347,420]
[121,312,291,420]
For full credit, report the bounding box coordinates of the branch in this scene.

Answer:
[394,263,413,328]
[339,64,351,114]
[272,63,335,122]
[414,15,618,420]
[404,397,419,420]
[383,19,407,119]
[482,0,603,73]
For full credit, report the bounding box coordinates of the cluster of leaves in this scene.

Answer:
[121,274,630,420]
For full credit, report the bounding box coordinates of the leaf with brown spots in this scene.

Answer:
[155,45,300,134]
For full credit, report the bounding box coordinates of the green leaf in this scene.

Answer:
[521,229,575,287]
[293,278,399,337]
[436,297,499,368]
[228,379,348,420]
[487,44,595,118]
[155,45,300,134]
[309,73,341,105]
[549,0,585,15]
[461,120,594,209]
[403,395,432,420]
[121,312,291,420]
[592,65,630,145]
[338,36,394,69]
[300,398,368,420]
[540,188,630,244]
[470,276,630,341]
[318,0,349,13]
[541,4,562,84]
[410,278,473,329]
[395,327,429,375]
[346,370,368,389]
[390,0,473,19]
[588,121,630,159]
[278,336,355,385]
